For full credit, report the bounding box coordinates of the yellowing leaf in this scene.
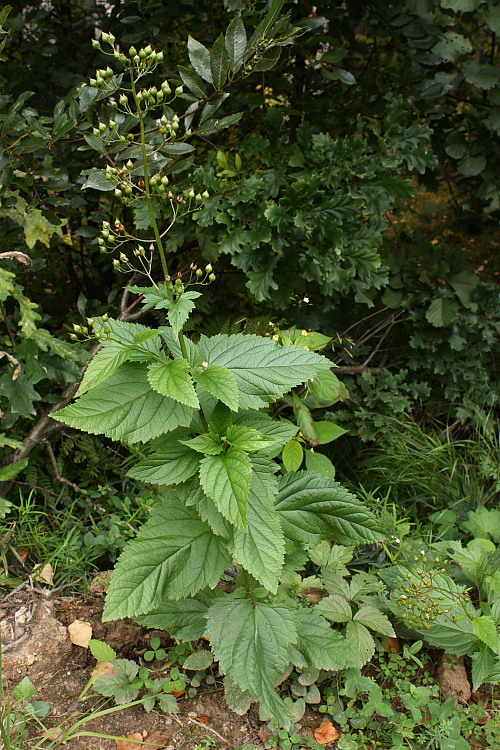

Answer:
[68,619,93,648]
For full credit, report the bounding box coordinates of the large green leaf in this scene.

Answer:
[472,616,499,653]
[275,472,383,545]
[316,594,352,623]
[148,358,200,409]
[225,15,247,72]
[197,334,331,409]
[234,412,298,455]
[206,597,296,725]
[231,457,284,592]
[291,609,361,670]
[282,440,304,472]
[353,606,395,638]
[227,425,277,452]
[135,590,223,641]
[210,33,230,89]
[103,493,230,620]
[199,447,252,529]
[346,622,376,664]
[127,437,200,485]
[425,298,457,327]
[54,364,193,444]
[188,35,213,83]
[194,364,239,411]
[78,346,130,395]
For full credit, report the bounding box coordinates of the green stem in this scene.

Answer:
[178,330,209,432]
[129,70,169,282]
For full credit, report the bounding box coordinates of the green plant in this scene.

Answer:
[320,648,491,750]
[387,536,500,691]
[52,15,383,728]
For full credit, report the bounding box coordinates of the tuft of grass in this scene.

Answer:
[349,414,499,520]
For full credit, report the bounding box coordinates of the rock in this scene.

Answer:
[1,598,72,685]
[437,653,471,704]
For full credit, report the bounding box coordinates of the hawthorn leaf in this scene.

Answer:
[103,494,230,620]
[199,447,252,529]
[53,364,194,444]
[147,358,200,409]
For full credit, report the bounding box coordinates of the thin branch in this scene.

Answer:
[44,440,83,494]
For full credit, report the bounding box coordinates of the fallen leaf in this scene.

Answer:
[383,636,402,653]
[68,619,93,648]
[115,733,143,750]
[171,688,185,698]
[43,727,63,741]
[197,716,212,724]
[302,587,324,604]
[146,732,171,748]
[258,726,269,745]
[91,661,116,682]
[313,720,341,745]
[33,562,54,585]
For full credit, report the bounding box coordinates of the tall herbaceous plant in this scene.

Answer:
[53,2,383,726]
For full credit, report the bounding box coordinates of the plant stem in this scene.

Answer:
[129,70,169,282]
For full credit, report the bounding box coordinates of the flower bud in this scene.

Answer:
[93,127,100,137]
[133,55,140,65]
[119,252,128,263]
[119,54,128,65]
[126,159,134,171]
[108,33,115,45]
[73,324,81,333]
[114,188,122,197]
[105,66,113,78]
[99,122,107,133]
[119,94,128,106]
[161,81,171,94]
[109,119,116,128]
[87,317,94,326]
[175,85,183,96]
[186,188,195,199]
[113,258,120,269]
[209,273,216,282]
[195,193,202,203]
[195,268,203,278]
[202,190,209,199]
[119,135,127,143]
[129,46,137,57]
[175,277,183,286]
[89,78,97,87]
[104,325,111,334]
[161,175,169,186]
[139,48,147,60]
[92,39,100,49]
[69,333,78,340]
[125,185,133,195]
[145,44,153,56]
[101,32,109,43]
[205,264,213,273]
[156,51,164,63]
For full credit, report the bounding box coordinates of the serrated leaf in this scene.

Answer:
[206,597,296,725]
[185,481,231,537]
[353,606,395,637]
[127,438,200,485]
[0,458,28,482]
[425,298,457,327]
[183,650,214,670]
[103,493,230,620]
[188,36,213,83]
[224,675,255,715]
[471,647,495,691]
[307,369,348,408]
[322,570,350,598]
[194,364,239,411]
[235,412,298,455]
[54,363,194,444]
[291,609,361,670]
[166,292,201,339]
[199,447,252,529]
[180,432,223,455]
[275,471,383,545]
[315,422,348,444]
[78,346,130,395]
[316,595,353,623]
[232,457,284,592]
[147,359,199,409]
[197,333,330,410]
[94,659,140,704]
[227,424,276,452]
[282,440,304,472]
[178,65,207,99]
[135,590,223,641]
[472,616,499,653]
[89,639,117,663]
[210,34,230,89]
[346,621,375,665]
[305,450,336,480]
[225,15,247,72]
